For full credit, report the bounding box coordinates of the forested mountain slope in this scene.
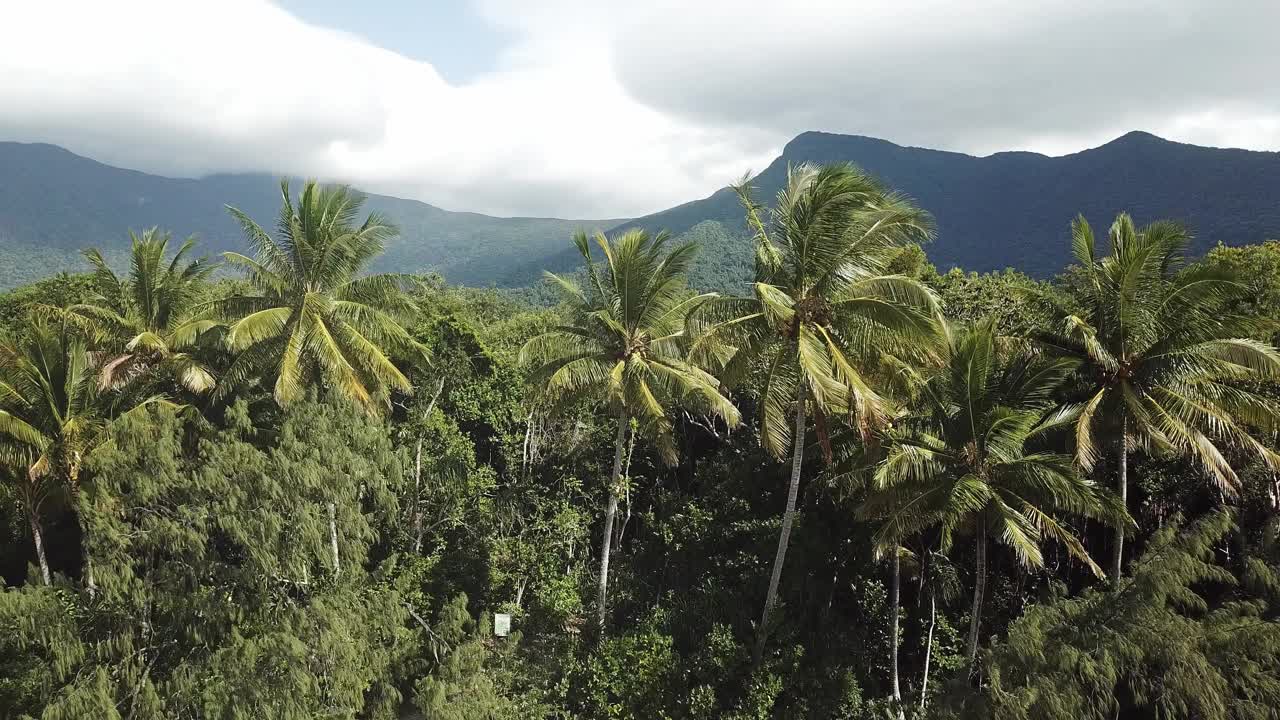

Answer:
[0,142,614,288]
[7,132,1280,292]
[524,130,1280,289]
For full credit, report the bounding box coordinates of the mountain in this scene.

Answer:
[522,130,1280,289]
[0,142,616,289]
[6,133,1280,293]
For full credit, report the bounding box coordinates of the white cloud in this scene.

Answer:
[0,0,779,217]
[1,1,1277,218]
[601,0,1280,156]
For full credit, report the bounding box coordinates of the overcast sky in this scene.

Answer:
[2,1,1278,218]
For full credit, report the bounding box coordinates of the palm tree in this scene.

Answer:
[688,163,940,660]
[0,321,103,585]
[62,228,217,393]
[1038,213,1280,582]
[859,320,1126,669]
[216,180,423,410]
[520,228,740,630]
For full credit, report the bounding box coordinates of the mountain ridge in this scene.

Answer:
[4,132,1280,291]
[520,129,1280,288]
[0,141,617,289]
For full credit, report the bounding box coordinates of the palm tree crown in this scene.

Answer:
[1039,213,1280,579]
[521,228,740,455]
[692,163,941,455]
[0,321,102,485]
[217,180,423,410]
[64,228,217,393]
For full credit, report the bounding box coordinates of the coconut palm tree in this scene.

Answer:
[520,228,740,630]
[688,163,940,661]
[0,321,103,585]
[1037,213,1280,582]
[859,320,1127,669]
[61,228,218,393]
[215,180,423,411]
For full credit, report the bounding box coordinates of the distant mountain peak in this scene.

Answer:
[1099,130,1170,149]
[781,131,926,161]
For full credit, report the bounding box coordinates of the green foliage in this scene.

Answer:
[4,168,1280,720]
[926,267,1057,336]
[942,510,1280,720]
[1200,239,1280,342]
[0,400,409,719]
[0,273,96,333]
[574,621,679,719]
[414,594,519,720]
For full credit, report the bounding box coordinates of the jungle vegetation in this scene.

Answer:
[2,167,1280,720]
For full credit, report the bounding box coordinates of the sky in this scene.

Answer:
[1,1,1278,219]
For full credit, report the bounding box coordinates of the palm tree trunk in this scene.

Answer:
[754,382,807,664]
[920,590,936,712]
[28,510,51,586]
[967,526,987,670]
[595,407,629,631]
[328,501,340,575]
[890,549,904,720]
[1111,417,1128,584]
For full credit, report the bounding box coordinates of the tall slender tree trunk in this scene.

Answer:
[328,501,340,575]
[412,378,445,556]
[412,437,424,554]
[28,510,51,586]
[967,526,987,670]
[596,407,629,631]
[920,590,936,712]
[522,410,534,473]
[1111,417,1128,585]
[754,382,807,664]
[84,549,96,597]
[890,549,905,720]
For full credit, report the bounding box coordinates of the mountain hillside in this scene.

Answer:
[0,142,615,289]
[523,131,1280,289]
[6,133,1280,292]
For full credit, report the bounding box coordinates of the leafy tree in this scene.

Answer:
[520,228,740,630]
[940,509,1280,720]
[1040,214,1280,582]
[0,400,409,719]
[61,227,218,393]
[0,272,95,334]
[217,180,423,410]
[860,320,1125,668]
[1198,239,1280,342]
[926,266,1058,336]
[689,163,939,660]
[0,321,103,585]
[414,594,520,720]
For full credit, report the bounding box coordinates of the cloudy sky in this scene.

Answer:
[2,1,1278,218]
